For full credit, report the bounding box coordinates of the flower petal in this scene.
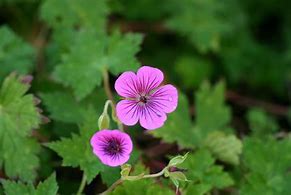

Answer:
[116,100,140,126]
[139,105,167,130]
[90,129,133,167]
[106,154,130,167]
[110,130,133,154]
[150,84,178,113]
[137,66,164,93]
[114,71,139,98]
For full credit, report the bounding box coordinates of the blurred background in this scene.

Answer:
[0,0,291,194]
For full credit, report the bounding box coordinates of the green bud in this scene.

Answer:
[120,164,132,178]
[98,112,110,130]
[168,152,189,167]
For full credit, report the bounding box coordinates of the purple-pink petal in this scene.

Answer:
[114,71,138,98]
[139,106,167,130]
[137,66,164,94]
[116,100,140,126]
[151,84,178,113]
[90,129,133,167]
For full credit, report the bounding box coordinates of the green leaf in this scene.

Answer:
[166,0,243,52]
[174,55,212,89]
[241,137,291,195]
[2,173,58,195]
[46,108,106,183]
[151,93,194,148]
[101,167,121,187]
[41,89,107,124]
[168,152,189,167]
[169,171,188,181]
[0,27,35,81]
[111,163,173,195]
[195,81,231,134]
[179,149,234,194]
[0,74,41,182]
[41,0,108,31]
[204,131,242,165]
[184,183,211,195]
[40,91,86,123]
[53,30,142,100]
[247,108,279,137]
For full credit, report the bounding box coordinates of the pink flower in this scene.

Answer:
[90,130,133,167]
[115,66,178,130]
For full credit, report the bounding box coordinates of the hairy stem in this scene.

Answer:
[99,167,168,194]
[100,179,123,195]
[102,68,115,105]
[76,173,87,195]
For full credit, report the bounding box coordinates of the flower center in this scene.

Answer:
[105,138,122,155]
[139,96,148,104]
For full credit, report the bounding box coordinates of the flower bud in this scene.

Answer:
[98,112,110,130]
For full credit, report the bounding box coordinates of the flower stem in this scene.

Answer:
[102,68,124,131]
[99,179,123,195]
[76,173,87,195]
[99,167,168,194]
[102,68,115,105]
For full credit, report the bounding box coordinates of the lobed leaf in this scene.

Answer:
[0,74,41,182]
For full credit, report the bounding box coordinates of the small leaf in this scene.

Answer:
[169,171,188,181]
[170,177,179,189]
[168,152,189,167]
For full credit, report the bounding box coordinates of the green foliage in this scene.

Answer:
[241,137,291,195]
[221,35,290,94]
[2,173,58,195]
[204,131,242,165]
[179,149,234,194]
[111,163,173,195]
[111,0,168,20]
[0,74,41,182]
[53,30,142,100]
[41,0,108,31]
[0,27,35,81]
[151,93,194,148]
[166,0,244,52]
[152,81,232,146]
[174,55,212,89]
[1,0,291,194]
[195,81,231,134]
[46,109,106,183]
[40,91,87,123]
[247,108,279,137]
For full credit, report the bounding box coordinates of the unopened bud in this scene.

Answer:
[98,113,110,130]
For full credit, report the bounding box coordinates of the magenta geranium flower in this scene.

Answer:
[115,66,178,130]
[90,130,133,167]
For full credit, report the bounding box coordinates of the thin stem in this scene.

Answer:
[102,68,115,105]
[102,69,124,131]
[99,167,168,194]
[99,179,123,195]
[142,169,166,178]
[76,173,87,195]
